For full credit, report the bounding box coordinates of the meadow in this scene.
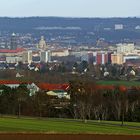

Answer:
[0,117,140,135]
[97,81,140,87]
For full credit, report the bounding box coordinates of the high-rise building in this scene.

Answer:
[40,51,51,63]
[10,33,17,50]
[81,52,93,64]
[22,51,32,63]
[96,53,108,65]
[111,53,123,64]
[108,52,113,64]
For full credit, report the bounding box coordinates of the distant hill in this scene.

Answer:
[0,17,140,44]
[0,17,140,31]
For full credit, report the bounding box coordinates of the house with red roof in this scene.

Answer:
[37,83,70,99]
[0,80,70,98]
[0,80,39,96]
[0,80,23,88]
[37,83,69,91]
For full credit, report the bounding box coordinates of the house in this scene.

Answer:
[0,80,70,98]
[0,80,23,88]
[0,80,39,95]
[47,90,70,99]
[37,83,70,99]
[27,83,40,96]
[37,83,69,91]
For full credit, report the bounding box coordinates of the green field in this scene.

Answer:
[0,117,140,134]
[97,81,140,87]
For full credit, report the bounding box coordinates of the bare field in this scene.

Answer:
[0,133,140,140]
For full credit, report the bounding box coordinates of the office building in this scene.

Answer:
[111,53,123,64]
[115,24,123,30]
[96,52,108,65]
[117,43,135,54]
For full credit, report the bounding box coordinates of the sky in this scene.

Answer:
[0,0,140,17]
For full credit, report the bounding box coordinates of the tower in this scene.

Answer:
[40,50,51,63]
[22,51,32,63]
[10,33,17,50]
[38,36,48,50]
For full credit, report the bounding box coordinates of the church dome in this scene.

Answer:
[38,36,48,50]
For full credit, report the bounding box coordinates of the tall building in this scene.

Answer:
[108,52,113,64]
[40,51,51,63]
[10,33,17,50]
[111,53,123,64]
[96,52,108,65]
[37,36,48,50]
[81,52,93,64]
[22,51,32,63]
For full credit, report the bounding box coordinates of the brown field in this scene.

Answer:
[0,133,140,140]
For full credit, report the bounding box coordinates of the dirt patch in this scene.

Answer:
[0,133,140,140]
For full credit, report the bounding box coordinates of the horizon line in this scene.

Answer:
[0,16,140,19]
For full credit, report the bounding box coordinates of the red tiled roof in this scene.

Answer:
[0,80,31,85]
[0,80,127,92]
[0,80,22,85]
[0,48,25,53]
[0,81,69,91]
[94,85,127,92]
[37,83,69,91]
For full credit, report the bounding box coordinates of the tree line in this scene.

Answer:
[0,82,140,124]
[69,81,140,124]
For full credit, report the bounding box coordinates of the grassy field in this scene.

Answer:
[0,117,140,134]
[97,81,140,87]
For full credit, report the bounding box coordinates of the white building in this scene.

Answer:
[51,49,69,57]
[123,55,140,63]
[6,56,22,63]
[117,43,135,54]
[115,24,123,30]
[135,25,140,30]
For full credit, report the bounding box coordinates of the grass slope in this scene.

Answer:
[0,117,140,134]
[97,81,140,87]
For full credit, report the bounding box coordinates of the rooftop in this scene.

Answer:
[0,48,25,53]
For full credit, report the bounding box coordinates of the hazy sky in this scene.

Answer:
[0,0,139,17]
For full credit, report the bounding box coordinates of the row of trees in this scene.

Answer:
[0,82,140,123]
[68,81,140,123]
[0,85,57,117]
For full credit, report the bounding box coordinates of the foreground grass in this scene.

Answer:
[97,81,140,87]
[0,117,139,135]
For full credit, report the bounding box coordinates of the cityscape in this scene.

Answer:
[0,0,140,140]
[0,27,140,81]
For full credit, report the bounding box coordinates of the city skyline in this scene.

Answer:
[0,0,140,18]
